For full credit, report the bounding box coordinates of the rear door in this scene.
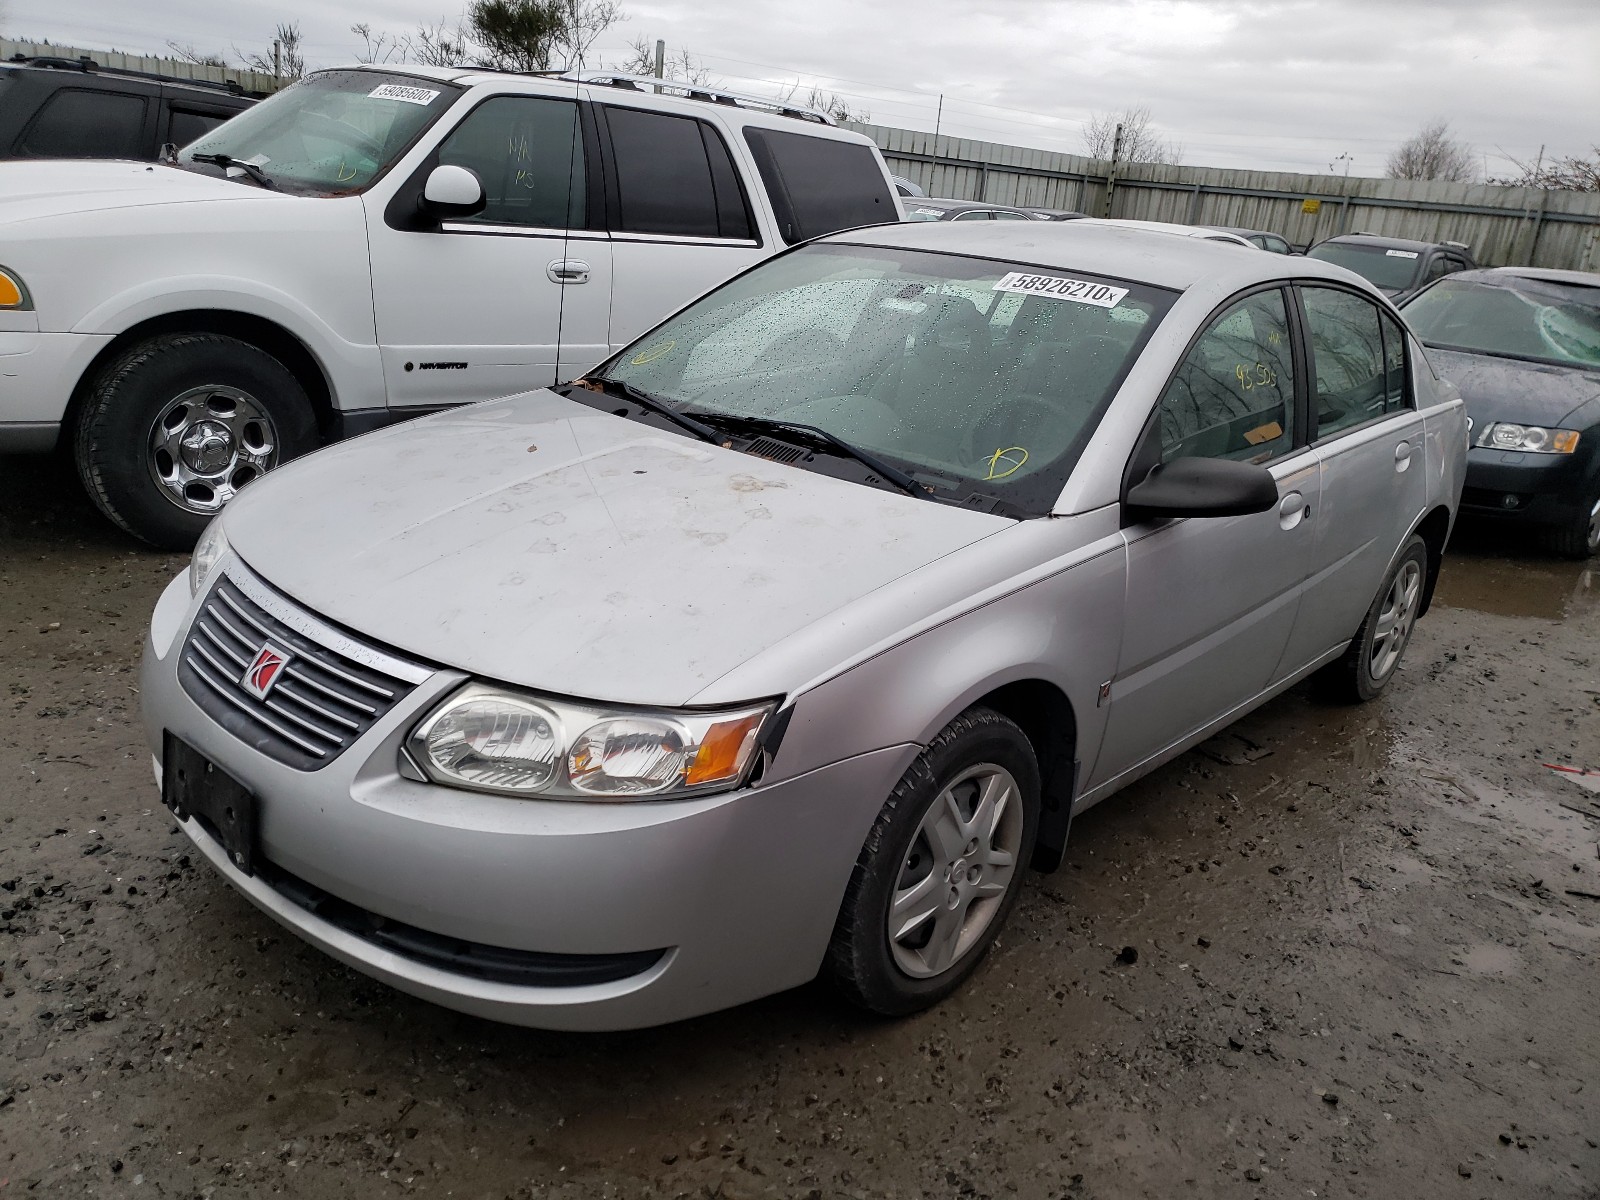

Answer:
[594,104,765,365]
[1280,284,1429,668]
[1091,287,1321,790]
[11,82,154,158]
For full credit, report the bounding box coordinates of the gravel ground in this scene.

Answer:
[2,453,1597,1199]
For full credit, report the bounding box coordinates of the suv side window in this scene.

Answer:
[952,209,990,221]
[742,127,896,244]
[603,107,751,239]
[1157,289,1296,463]
[18,89,147,158]
[1301,285,1389,437]
[168,108,231,148]
[436,96,585,230]
[1424,255,1453,282]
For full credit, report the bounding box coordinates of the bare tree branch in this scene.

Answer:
[1082,106,1180,165]
[1490,145,1600,192]
[777,80,868,123]
[1386,120,1477,182]
[165,40,229,68]
[235,22,304,80]
[350,23,406,65]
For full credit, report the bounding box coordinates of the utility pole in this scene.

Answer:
[1101,121,1124,218]
[934,93,943,141]
[1333,152,1352,178]
[653,38,664,92]
[272,38,281,79]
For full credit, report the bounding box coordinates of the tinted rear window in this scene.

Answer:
[18,89,147,158]
[742,127,896,244]
[605,107,751,239]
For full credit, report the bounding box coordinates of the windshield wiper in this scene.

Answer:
[188,153,277,191]
[711,415,927,499]
[584,377,723,445]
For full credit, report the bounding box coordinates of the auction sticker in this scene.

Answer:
[993,272,1127,308]
[368,83,441,105]
[1384,249,1419,258]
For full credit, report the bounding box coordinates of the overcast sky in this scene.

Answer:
[8,0,1598,178]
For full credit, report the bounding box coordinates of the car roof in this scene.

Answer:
[1207,225,1282,240]
[905,197,1029,213]
[828,219,1363,293]
[1074,218,1255,247]
[1,58,256,101]
[1456,265,1600,288]
[1316,233,1459,254]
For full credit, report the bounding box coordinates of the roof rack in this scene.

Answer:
[6,52,256,97]
[559,70,834,125]
[1443,240,1472,251]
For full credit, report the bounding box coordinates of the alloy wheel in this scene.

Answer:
[1369,558,1423,682]
[888,763,1024,979]
[146,386,279,514]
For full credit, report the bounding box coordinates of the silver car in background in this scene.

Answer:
[141,222,1466,1030]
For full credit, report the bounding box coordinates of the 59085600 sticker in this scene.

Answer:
[993,272,1128,308]
[368,83,441,105]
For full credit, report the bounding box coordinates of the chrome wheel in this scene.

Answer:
[146,386,278,515]
[889,763,1023,979]
[1587,495,1600,554]
[1369,557,1422,682]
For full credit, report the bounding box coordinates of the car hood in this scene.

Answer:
[0,160,281,225]
[222,391,1012,707]
[1426,347,1600,428]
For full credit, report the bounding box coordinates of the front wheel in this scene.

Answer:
[827,707,1040,1016]
[1543,486,1600,560]
[1316,534,1429,704]
[73,333,318,550]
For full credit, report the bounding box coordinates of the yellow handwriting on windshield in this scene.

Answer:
[985,446,1029,480]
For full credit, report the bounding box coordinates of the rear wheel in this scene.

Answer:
[74,333,318,550]
[827,707,1039,1016]
[1316,534,1428,704]
[1543,486,1600,560]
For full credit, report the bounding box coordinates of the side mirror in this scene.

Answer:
[1125,457,1279,520]
[419,164,485,220]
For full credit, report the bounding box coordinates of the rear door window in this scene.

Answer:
[1301,285,1388,438]
[603,107,751,239]
[167,108,232,149]
[742,127,896,244]
[17,88,148,158]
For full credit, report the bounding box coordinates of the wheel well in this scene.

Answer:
[1413,504,1452,616]
[62,311,336,447]
[970,679,1078,873]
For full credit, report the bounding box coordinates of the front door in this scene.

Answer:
[366,91,611,409]
[1090,287,1321,790]
[1282,285,1430,669]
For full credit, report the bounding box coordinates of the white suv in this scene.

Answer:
[0,66,902,546]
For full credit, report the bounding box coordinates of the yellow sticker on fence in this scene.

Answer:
[1302,198,1321,214]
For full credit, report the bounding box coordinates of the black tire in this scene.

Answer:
[73,333,318,551]
[1542,484,1600,560]
[1315,534,1429,704]
[827,707,1040,1016]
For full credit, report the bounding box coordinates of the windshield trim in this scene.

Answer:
[180,68,467,198]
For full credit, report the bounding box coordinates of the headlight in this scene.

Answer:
[0,265,31,310]
[408,683,776,800]
[1477,422,1580,454]
[188,521,229,595]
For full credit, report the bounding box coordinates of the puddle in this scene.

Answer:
[1432,533,1598,621]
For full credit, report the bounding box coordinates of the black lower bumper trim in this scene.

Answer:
[256,859,667,988]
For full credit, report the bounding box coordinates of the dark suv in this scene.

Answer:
[0,56,258,161]
[1306,233,1475,303]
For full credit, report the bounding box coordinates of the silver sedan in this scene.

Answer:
[141,221,1467,1029]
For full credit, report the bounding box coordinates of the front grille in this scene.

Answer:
[178,572,424,770]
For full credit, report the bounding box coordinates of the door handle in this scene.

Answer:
[547,259,591,285]
[1278,490,1309,531]
[1394,441,1413,472]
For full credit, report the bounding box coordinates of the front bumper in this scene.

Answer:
[1460,445,1599,527]
[0,330,115,448]
[140,566,914,1030]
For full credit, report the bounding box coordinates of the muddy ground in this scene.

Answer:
[1,452,1597,1200]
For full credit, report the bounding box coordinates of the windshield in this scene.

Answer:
[178,70,460,194]
[598,243,1176,515]
[1305,242,1422,292]
[1403,276,1600,368]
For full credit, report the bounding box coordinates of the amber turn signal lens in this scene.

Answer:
[1551,430,1581,454]
[684,713,766,787]
[0,270,24,309]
